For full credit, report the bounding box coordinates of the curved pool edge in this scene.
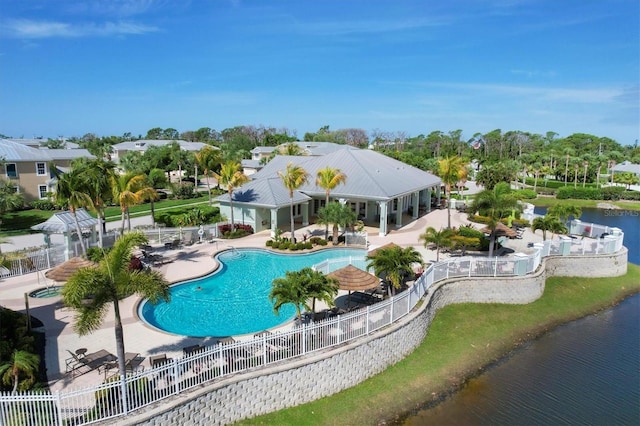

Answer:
[136,246,366,338]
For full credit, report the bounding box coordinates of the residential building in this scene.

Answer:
[110,139,209,163]
[0,139,94,202]
[216,146,441,237]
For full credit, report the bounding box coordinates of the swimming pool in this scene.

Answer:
[138,248,366,337]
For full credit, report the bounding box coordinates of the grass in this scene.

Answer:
[237,264,640,426]
[0,196,214,236]
[528,197,640,211]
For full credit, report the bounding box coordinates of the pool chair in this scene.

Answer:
[182,231,195,246]
[65,349,116,378]
[149,353,173,368]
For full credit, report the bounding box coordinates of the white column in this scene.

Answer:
[378,201,388,236]
[270,208,278,238]
[412,191,419,219]
[395,197,403,228]
[302,202,309,226]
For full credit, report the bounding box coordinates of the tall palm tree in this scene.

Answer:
[366,246,423,296]
[55,169,94,256]
[111,173,156,233]
[316,202,357,245]
[278,162,309,243]
[195,145,222,205]
[316,166,347,239]
[469,182,520,257]
[213,161,249,229]
[0,350,40,393]
[419,226,455,262]
[75,159,116,248]
[63,232,170,408]
[270,269,311,322]
[532,215,567,240]
[562,148,575,185]
[437,156,466,229]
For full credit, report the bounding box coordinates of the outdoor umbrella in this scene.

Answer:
[480,222,517,238]
[367,242,401,258]
[45,257,98,282]
[328,264,380,307]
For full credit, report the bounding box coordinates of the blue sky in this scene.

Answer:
[1,0,638,144]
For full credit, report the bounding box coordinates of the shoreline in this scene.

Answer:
[240,263,640,425]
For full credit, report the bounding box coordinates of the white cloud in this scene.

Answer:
[1,19,159,38]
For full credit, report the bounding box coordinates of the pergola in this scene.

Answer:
[31,208,98,260]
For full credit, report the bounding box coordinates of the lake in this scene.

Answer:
[400,207,640,425]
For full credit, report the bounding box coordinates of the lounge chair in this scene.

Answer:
[182,231,194,246]
[100,352,144,378]
[65,349,116,377]
[149,353,172,368]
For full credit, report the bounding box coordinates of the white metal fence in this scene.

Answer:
[0,221,626,426]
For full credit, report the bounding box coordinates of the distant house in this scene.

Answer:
[217,146,441,237]
[0,139,94,202]
[613,161,640,179]
[6,138,80,149]
[110,139,210,163]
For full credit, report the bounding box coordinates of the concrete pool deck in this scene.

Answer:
[0,207,543,393]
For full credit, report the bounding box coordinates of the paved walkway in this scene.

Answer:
[0,199,543,393]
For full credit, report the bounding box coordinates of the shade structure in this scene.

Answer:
[480,222,517,238]
[327,264,379,292]
[45,257,98,282]
[367,242,401,258]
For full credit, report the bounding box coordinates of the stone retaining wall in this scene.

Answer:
[123,248,627,426]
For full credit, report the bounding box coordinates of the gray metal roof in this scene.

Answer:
[0,139,53,161]
[113,140,208,152]
[31,208,98,233]
[215,177,311,208]
[252,147,441,201]
[43,149,94,160]
[613,161,640,175]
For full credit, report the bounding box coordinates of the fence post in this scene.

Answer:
[46,248,51,269]
[262,334,267,366]
[366,308,370,334]
[172,358,180,395]
[55,391,64,426]
[302,326,306,355]
[494,258,498,276]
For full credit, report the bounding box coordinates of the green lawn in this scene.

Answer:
[238,264,640,426]
[0,196,215,236]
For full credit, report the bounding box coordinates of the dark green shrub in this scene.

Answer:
[86,247,110,262]
[601,186,625,200]
[621,190,640,200]
[318,239,328,246]
[172,183,197,199]
[29,200,58,210]
[304,242,313,249]
[271,241,280,249]
[556,187,602,200]
[265,240,273,247]
[289,244,298,251]
[513,189,537,199]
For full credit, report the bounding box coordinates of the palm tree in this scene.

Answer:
[299,267,340,314]
[55,169,94,256]
[145,168,168,227]
[419,226,455,262]
[75,159,116,248]
[270,270,311,322]
[316,202,357,245]
[562,148,575,185]
[278,162,309,243]
[213,161,249,229]
[0,350,40,393]
[548,205,582,229]
[469,182,520,257]
[532,215,567,240]
[63,232,170,405]
[111,173,156,233]
[437,156,466,229]
[316,166,347,239]
[279,143,304,156]
[195,145,222,205]
[0,178,24,236]
[366,246,423,296]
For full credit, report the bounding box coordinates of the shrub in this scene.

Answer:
[304,242,313,250]
[556,187,602,200]
[318,239,328,246]
[270,241,280,249]
[172,183,197,199]
[155,205,222,227]
[513,189,537,200]
[601,186,625,201]
[265,240,273,247]
[86,247,110,262]
[29,200,58,210]
[621,190,640,201]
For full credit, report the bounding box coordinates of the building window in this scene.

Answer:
[38,185,48,199]
[5,163,17,178]
[36,162,47,176]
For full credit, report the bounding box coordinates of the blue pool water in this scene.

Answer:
[138,248,366,337]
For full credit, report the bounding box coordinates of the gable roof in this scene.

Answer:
[0,139,94,162]
[31,208,98,233]
[252,148,440,201]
